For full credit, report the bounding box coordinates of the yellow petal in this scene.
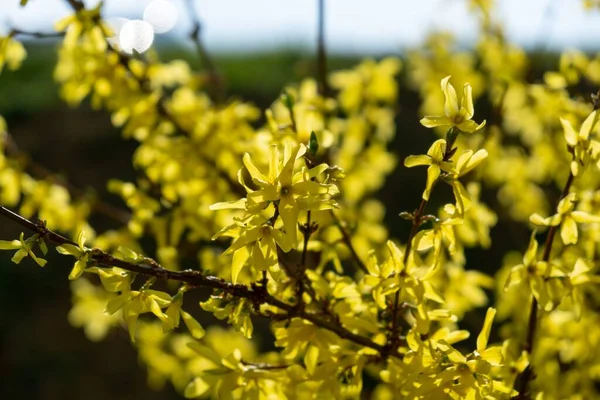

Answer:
[424,165,441,200]
[243,153,269,183]
[579,110,598,140]
[477,307,496,354]
[451,180,471,215]
[523,232,538,266]
[181,310,205,339]
[231,246,249,283]
[457,119,486,133]
[427,139,446,161]
[441,76,459,117]
[404,155,432,168]
[209,198,247,210]
[279,194,299,245]
[560,117,579,146]
[560,216,578,245]
[420,116,452,128]
[571,210,600,223]
[304,345,319,376]
[461,83,475,119]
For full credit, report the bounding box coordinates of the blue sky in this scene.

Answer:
[2,0,600,53]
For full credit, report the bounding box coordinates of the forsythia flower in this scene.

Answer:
[211,212,292,282]
[420,76,486,133]
[448,148,489,215]
[0,36,27,73]
[530,192,600,245]
[214,142,338,244]
[560,110,600,176]
[404,139,452,200]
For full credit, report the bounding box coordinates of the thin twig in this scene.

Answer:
[329,210,368,274]
[388,128,459,354]
[241,361,289,371]
[316,0,329,96]
[297,210,312,303]
[65,0,84,11]
[182,0,225,102]
[515,170,575,400]
[0,204,398,359]
[9,28,65,39]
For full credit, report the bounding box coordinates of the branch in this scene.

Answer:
[329,210,368,274]
[389,127,459,353]
[182,0,225,103]
[515,170,575,400]
[65,0,84,11]
[0,204,398,359]
[9,28,65,39]
[316,0,329,96]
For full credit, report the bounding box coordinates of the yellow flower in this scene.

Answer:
[0,36,27,73]
[212,213,292,283]
[214,142,338,246]
[560,110,600,176]
[530,192,600,245]
[404,139,452,200]
[420,76,486,133]
[447,148,488,215]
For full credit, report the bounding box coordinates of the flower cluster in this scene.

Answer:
[1,1,600,399]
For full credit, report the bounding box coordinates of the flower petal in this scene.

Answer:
[462,83,475,119]
[424,165,441,200]
[441,76,459,117]
[560,117,579,146]
[560,216,578,245]
[404,155,432,168]
[420,116,452,128]
[477,307,496,354]
[579,110,598,140]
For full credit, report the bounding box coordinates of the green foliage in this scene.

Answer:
[1,0,600,399]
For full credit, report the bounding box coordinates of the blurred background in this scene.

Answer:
[1,0,600,399]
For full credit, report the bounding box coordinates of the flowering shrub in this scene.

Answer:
[1,0,600,399]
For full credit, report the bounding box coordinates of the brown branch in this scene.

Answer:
[329,210,368,274]
[241,361,289,371]
[65,0,84,11]
[0,204,397,359]
[515,170,575,400]
[9,28,65,39]
[297,210,313,304]
[182,0,225,103]
[388,127,459,354]
[316,0,329,96]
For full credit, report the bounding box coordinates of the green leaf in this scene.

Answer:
[281,90,295,110]
[38,239,48,255]
[20,0,29,6]
[308,131,319,156]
